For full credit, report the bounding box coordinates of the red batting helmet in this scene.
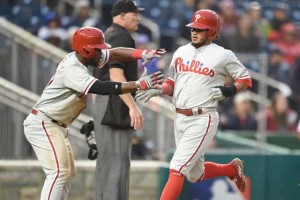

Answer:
[186,9,220,40]
[72,27,111,58]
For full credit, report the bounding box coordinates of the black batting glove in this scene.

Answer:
[212,85,237,101]
[216,86,237,97]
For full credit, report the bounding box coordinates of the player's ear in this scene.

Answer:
[120,13,126,20]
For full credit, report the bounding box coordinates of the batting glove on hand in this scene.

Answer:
[135,85,163,103]
[212,86,237,101]
[142,48,166,65]
[212,87,225,101]
[136,67,164,90]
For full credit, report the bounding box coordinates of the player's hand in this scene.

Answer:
[136,68,164,90]
[212,87,225,101]
[129,106,144,130]
[212,85,237,101]
[135,86,163,103]
[142,48,166,65]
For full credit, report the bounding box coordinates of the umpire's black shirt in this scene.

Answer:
[96,23,138,83]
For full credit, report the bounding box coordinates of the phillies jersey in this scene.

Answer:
[167,43,250,109]
[34,50,109,124]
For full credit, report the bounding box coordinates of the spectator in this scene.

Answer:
[219,91,257,131]
[195,0,218,11]
[269,22,300,68]
[179,0,197,40]
[267,49,292,95]
[70,0,99,27]
[37,12,68,48]
[64,26,80,52]
[245,1,271,49]
[297,119,300,138]
[229,15,261,53]
[261,91,298,133]
[268,1,290,42]
[270,2,290,31]
[216,0,239,49]
[293,57,300,113]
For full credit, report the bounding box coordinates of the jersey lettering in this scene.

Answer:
[174,57,215,77]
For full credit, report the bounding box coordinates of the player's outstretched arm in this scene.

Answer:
[88,71,164,95]
[109,48,166,64]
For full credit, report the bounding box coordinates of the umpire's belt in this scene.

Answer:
[175,107,215,116]
[31,108,67,128]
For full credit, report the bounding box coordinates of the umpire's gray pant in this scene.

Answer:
[93,95,133,200]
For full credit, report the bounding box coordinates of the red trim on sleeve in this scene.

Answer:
[99,49,109,68]
[234,77,252,90]
[81,78,97,97]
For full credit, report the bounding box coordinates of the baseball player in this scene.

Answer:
[136,10,252,200]
[23,27,165,200]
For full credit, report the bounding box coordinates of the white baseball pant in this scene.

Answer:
[24,113,76,200]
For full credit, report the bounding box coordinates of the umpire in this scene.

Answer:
[92,0,145,200]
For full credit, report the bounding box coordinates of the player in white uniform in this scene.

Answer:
[136,10,252,200]
[23,27,165,200]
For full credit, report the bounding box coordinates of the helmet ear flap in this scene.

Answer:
[207,28,218,40]
[83,48,90,55]
[83,47,96,58]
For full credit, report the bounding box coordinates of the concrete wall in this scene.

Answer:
[0,160,167,200]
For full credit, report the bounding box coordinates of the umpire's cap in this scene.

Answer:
[111,0,145,17]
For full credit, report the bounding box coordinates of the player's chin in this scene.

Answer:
[191,37,199,43]
[191,41,201,46]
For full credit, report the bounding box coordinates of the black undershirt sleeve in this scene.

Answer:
[88,80,122,95]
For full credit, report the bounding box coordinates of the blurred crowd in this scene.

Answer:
[1,0,300,156]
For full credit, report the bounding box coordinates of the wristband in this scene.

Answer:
[162,84,171,96]
[162,79,174,96]
[221,85,237,97]
[131,49,144,59]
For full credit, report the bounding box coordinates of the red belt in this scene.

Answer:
[31,108,67,128]
[175,107,203,116]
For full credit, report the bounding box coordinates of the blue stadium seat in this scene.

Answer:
[61,16,73,29]
[149,7,162,19]
[291,8,300,21]
[158,0,170,9]
[263,9,273,20]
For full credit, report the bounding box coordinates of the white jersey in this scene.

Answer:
[34,50,109,124]
[167,43,250,109]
